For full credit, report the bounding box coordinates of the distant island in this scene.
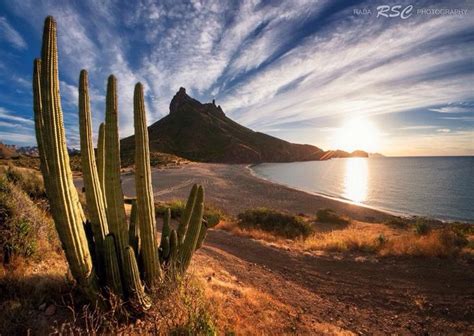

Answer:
[121,88,369,163]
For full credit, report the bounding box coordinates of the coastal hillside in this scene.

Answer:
[121,88,367,163]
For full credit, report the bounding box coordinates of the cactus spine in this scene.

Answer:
[34,16,96,294]
[33,15,210,310]
[134,83,160,286]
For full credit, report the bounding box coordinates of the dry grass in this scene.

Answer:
[220,215,473,258]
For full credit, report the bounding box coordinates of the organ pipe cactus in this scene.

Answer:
[33,15,210,309]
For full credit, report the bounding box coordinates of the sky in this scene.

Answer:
[0,0,473,156]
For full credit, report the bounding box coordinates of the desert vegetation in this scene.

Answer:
[218,207,473,258]
[23,13,217,316]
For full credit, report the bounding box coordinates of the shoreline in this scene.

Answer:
[247,162,474,224]
[117,162,393,222]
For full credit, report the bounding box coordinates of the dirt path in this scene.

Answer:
[193,229,474,335]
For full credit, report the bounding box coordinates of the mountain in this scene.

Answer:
[121,88,367,164]
[0,143,20,159]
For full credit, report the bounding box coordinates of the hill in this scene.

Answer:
[0,143,20,159]
[121,88,367,163]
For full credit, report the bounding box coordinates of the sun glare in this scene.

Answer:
[333,118,380,153]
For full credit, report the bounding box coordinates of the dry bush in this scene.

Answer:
[0,175,57,265]
[49,275,217,335]
[380,229,469,257]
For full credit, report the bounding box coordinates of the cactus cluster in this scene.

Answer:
[33,16,209,309]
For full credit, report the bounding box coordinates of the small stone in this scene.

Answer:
[38,303,47,311]
[45,304,56,316]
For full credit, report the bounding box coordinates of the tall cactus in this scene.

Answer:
[33,15,210,310]
[79,70,108,251]
[33,16,97,295]
[134,83,160,286]
[103,76,128,265]
[96,122,106,197]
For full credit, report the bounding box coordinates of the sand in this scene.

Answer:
[118,162,392,221]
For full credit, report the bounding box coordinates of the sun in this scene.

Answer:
[333,118,380,153]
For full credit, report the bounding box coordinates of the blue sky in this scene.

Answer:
[0,0,473,156]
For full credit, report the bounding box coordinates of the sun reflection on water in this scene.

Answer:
[343,158,368,203]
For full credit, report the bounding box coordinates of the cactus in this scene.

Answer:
[134,83,160,286]
[125,246,152,310]
[177,185,204,273]
[129,200,141,256]
[177,184,198,245]
[33,16,97,296]
[79,70,108,257]
[33,15,209,310]
[104,234,123,295]
[159,208,171,261]
[96,122,106,197]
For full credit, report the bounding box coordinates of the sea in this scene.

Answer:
[250,157,474,222]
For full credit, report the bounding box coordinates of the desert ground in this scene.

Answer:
[73,162,474,334]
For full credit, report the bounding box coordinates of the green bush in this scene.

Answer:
[413,218,431,236]
[316,209,349,225]
[237,208,314,239]
[155,200,222,227]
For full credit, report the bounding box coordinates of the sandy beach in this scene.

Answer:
[114,162,393,221]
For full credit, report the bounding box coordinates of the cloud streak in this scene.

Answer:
[0,0,472,155]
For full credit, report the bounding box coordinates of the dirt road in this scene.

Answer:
[194,229,474,335]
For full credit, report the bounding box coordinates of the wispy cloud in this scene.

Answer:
[0,0,472,154]
[0,107,34,125]
[0,16,27,49]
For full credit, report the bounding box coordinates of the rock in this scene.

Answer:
[38,302,47,311]
[45,304,56,316]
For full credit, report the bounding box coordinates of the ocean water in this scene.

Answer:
[251,157,474,222]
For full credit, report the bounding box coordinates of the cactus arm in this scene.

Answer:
[168,229,178,276]
[36,16,96,292]
[159,208,171,262]
[79,69,109,245]
[177,185,204,273]
[133,83,160,285]
[129,199,141,256]
[104,234,124,296]
[103,75,128,265]
[195,219,208,250]
[177,184,198,245]
[96,122,106,198]
[124,247,152,310]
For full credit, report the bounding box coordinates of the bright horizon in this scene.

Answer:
[0,1,473,156]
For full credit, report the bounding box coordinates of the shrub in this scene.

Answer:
[413,218,431,236]
[380,228,468,257]
[156,200,223,227]
[316,208,349,225]
[3,165,46,199]
[237,208,314,239]
[0,175,54,264]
